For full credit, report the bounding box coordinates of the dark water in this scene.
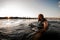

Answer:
[0,19,60,40]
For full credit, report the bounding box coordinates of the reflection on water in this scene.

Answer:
[0,19,37,34]
[0,19,60,40]
[0,19,23,28]
[0,19,60,34]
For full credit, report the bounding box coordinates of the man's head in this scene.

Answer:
[38,14,44,21]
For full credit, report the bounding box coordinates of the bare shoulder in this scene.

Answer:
[44,20,48,24]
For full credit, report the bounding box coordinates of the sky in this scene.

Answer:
[0,0,60,18]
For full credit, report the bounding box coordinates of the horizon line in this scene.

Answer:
[0,17,60,19]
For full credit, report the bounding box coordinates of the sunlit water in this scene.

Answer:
[0,19,60,34]
[0,19,38,34]
[0,19,60,40]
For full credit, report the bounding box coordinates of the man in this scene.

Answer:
[32,14,48,40]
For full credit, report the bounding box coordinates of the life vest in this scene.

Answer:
[36,18,47,29]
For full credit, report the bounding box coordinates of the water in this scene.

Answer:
[0,19,60,40]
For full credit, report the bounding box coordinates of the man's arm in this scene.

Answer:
[43,21,48,32]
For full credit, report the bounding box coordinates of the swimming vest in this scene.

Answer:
[36,18,47,29]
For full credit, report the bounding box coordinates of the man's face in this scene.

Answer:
[38,15,42,20]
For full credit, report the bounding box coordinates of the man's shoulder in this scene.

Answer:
[43,18,47,21]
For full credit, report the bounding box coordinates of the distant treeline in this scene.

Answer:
[0,17,37,19]
[0,17,60,20]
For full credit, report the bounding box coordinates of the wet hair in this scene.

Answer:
[38,14,44,18]
[38,14,44,21]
